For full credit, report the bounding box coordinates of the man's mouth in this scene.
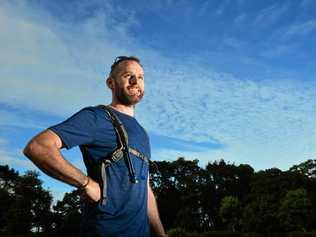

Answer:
[127,87,141,96]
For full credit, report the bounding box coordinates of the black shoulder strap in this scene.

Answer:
[98,105,149,164]
[98,105,138,183]
[99,105,128,151]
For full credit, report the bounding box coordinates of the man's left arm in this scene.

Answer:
[147,178,167,237]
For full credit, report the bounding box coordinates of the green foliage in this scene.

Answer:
[219,196,241,232]
[240,168,314,234]
[53,190,81,217]
[52,190,81,236]
[241,194,279,233]
[0,234,46,237]
[278,189,313,232]
[288,231,316,237]
[168,228,191,237]
[0,165,19,233]
[240,233,264,237]
[203,160,254,229]
[0,166,53,234]
[150,158,205,231]
[202,231,240,237]
[152,158,316,233]
[167,229,240,237]
[289,159,316,178]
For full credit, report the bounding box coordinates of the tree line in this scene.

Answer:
[0,158,316,236]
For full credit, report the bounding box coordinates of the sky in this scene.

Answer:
[1,0,316,201]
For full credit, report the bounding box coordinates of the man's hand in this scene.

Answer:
[81,177,101,202]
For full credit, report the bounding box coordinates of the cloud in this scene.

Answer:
[215,0,230,15]
[223,37,245,50]
[260,44,295,58]
[140,63,316,169]
[300,0,316,9]
[254,3,290,28]
[0,149,35,169]
[0,138,8,146]
[0,109,47,129]
[285,19,316,36]
[197,1,211,17]
[0,137,35,170]
[151,133,224,152]
[234,14,247,26]
[0,0,139,116]
[1,0,316,172]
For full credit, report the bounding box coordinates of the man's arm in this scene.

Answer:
[147,178,167,237]
[23,129,100,201]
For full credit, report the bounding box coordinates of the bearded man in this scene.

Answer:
[24,56,167,237]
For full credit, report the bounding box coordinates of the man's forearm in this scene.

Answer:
[148,185,167,237]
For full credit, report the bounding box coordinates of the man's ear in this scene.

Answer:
[106,77,114,89]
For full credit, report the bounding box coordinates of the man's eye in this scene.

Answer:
[138,76,144,80]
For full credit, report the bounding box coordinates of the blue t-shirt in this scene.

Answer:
[50,106,150,237]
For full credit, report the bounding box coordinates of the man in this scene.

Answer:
[24,56,167,237]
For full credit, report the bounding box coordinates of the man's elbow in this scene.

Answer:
[24,130,61,159]
[23,139,41,160]
[24,136,50,161]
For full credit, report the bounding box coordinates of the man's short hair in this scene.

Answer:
[109,56,142,77]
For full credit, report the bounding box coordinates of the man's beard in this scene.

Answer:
[114,85,144,106]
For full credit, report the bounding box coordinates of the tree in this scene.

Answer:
[53,189,81,236]
[2,168,53,234]
[219,196,241,232]
[289,159,316,178]
[0,165,19,191]
[241,194,280,234]
[11,171,52,233]
[278,188,313,232]
[150,158,205,231]
[0,189,13,233]
[241,168,313,234]
[202,160,254,230]
[0,165,19,233]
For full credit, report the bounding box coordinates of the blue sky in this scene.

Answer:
[1,0,316,201]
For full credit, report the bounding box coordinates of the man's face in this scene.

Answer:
[111,60,145,106]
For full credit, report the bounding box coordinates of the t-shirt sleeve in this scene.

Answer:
[49,107,97,149]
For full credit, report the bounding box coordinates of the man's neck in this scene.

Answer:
[109,103,135,117]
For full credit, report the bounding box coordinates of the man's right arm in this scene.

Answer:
[23,129,100,202]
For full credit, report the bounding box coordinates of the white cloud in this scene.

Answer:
[141,64,316,170]
[223,37,244,50]
[300,0,316,9]
[260,44,294,58]
[0,0,135,116]
[285,19,316,36]
[1,0,316,173]
[254,3,289,27]
[0,140,35,170]
[0,135,33,171]
[0,110,47,129]
[0,138,8,146]
[215,0,230,15]
[234,14,247,26]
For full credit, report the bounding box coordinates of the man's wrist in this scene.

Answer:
[78,176,90,190]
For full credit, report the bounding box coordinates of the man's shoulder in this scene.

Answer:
[66,105,112,127]
[80,105,103,112]
[78,105,109,117]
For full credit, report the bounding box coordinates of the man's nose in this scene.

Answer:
[129,75,137,85]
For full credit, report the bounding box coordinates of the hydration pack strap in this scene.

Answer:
[98,105,149,204]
